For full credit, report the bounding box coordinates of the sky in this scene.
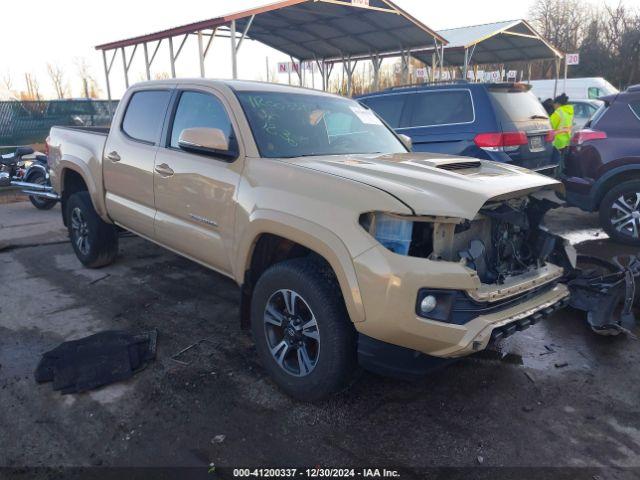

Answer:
[1,0,637,99]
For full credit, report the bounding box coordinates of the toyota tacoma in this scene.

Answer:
[48,79,575,400]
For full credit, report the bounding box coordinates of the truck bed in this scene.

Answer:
[48,125,110,218]
[52,125,110,136]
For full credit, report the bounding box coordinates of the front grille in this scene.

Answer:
[490,295,570,341]
[416,282,562,326]
[438,161,481,171]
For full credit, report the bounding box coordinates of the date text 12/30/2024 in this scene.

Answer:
[231,469,401,478]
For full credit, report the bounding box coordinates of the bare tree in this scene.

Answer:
[47,63,68,99]
[23,73,41,101]
[74,58,100,98]
[529,0,593,78]
[2,73,13,93]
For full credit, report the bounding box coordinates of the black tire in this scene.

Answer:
[599,180,640,246]
[250,257,357,401]
[27,171,57,210]
[66,191,118,268]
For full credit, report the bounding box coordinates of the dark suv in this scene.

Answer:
[358,82,556,173]
[562,85,640,245]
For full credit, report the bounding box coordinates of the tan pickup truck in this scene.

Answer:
[48,79,574,400]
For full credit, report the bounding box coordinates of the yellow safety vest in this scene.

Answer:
[550,104,574,150]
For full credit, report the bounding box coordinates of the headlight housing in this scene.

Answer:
[360,212,436,258]
[359,212,414,255]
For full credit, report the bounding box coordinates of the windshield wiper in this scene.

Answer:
[530,115,548,120]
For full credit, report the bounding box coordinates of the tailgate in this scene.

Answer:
[489,86,556,171]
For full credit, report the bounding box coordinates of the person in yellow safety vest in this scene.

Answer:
[550,93,574,152]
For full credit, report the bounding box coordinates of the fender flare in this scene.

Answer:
[235,210,367,324]
[592,164,640,209]
[58,159,110,222]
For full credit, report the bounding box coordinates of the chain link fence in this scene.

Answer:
[0,99,118,148]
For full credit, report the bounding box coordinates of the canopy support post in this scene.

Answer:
[143,43,151,80]
[400,50,410,85]
[102,50,116,115]
[230,15,254,80]
[553,57,560,98]
[198,31,206,78]
[121,48,128,88]
[372,53,383,91]
[230,20,237,79]
[342,55,358,97]
[463,48,469,81]
[169,37,176,78]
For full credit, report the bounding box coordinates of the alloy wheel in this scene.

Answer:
[611,192,640,239]
[263,289,320,377]
[70,207,90,256]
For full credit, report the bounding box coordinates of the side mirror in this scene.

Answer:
[178,127,236,159]
[398,134,413,151]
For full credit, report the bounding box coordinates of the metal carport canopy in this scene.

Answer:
[411,20,562,72]
[95,0,447,62]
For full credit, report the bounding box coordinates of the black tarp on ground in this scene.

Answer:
[34,330,157,394]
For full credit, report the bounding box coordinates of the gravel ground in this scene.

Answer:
[0,203,639,479]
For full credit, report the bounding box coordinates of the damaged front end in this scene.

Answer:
[361,188,640,337]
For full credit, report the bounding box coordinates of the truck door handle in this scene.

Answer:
[106,151,121,162]
[155,163,174,177]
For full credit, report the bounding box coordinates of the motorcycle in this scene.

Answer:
[0,146,59,210]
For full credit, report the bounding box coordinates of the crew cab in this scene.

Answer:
[48,79,573,400]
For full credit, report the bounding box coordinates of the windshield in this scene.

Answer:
[235,91,407,158]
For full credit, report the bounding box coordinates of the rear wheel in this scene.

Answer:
[66,191,118,268]
[250,258,357,401]
[599,180,640,246]
[27,171,56,210]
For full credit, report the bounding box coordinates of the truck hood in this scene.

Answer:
[277,152,562,219]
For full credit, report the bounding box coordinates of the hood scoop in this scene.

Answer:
[438,160,482,171]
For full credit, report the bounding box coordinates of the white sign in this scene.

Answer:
[415,67,427,79]
[352,0,369,6]
[566,53,580,66]
[490,70,501,82]
[507,70,518,80]
[277,62,316,74]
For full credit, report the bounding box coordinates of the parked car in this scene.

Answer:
[562,85,640,244]
[571,99,602,130]
[48,79,574,400]
[529,77,618,101]
[358,82,557,173]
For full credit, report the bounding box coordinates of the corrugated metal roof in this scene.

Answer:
[436,20,520,49]
[95,0,446,61]
[412,19,562,67]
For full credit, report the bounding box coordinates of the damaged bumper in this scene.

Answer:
[353,243,570,358]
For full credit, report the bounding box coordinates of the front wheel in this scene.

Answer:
[66,191,118,268]
[27,171,57,210]
[250,258,357,401]
[599,180,640,246]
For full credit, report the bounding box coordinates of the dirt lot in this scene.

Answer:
[1,201,639,478]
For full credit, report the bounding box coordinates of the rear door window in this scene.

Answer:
[359,95,406,128]
[122,90,172,144]
[408,90,474,127]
